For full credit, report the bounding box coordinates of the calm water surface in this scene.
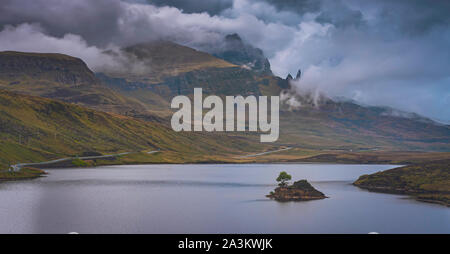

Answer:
[0,164,448,233]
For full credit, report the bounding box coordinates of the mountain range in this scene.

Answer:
[96,38,449,152]
[0,35,449,169]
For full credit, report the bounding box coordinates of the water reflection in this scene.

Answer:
[0,164,448,233]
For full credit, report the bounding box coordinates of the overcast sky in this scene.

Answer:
[0,0,449,122]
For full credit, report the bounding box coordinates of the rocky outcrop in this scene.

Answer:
[285,69,301,82]
[212,33,273,75]
[267,179,327,201]
[295,69,302,80]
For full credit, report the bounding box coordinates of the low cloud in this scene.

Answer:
[0,23,148,74]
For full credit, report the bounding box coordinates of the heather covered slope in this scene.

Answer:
[278,99,450,151]
[0,90,269,170]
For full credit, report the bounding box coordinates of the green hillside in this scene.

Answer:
[0,90,269,170]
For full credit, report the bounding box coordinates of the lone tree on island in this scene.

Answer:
[276,171,292,187]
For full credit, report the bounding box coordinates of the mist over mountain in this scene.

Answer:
[0,0,449,122]
[0,42,448,155]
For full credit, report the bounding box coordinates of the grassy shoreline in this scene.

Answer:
[0,167,47,182]
[354,159,450,207]
[3,149,450,171]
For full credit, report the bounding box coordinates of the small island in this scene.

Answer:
[267,171,327,201]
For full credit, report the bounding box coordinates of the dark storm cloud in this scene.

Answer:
[145,0,233,15]
[315,1,365,28]
[245,0,363,27]
[259,0,321,14]
[0,0,124,46]
[352,0,450,35]
[256,0,450,31]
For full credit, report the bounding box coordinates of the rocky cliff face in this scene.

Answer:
[212,34,273,75]
[267,180,327,201]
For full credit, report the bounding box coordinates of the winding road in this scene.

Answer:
[234,147,292,159]
[8,147,289,172]
[10,150,160,172]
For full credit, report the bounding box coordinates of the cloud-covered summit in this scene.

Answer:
[0,0,449,122]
